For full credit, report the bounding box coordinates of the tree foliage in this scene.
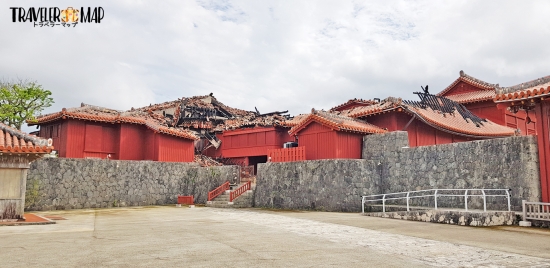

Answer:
[0,80,54,130]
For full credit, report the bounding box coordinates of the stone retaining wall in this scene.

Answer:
[363,210,517,226]
[26,158,239,211]
[255,133,540,212]
[27,133,541,213]
[255,159,379,212]
[363,132,541,211]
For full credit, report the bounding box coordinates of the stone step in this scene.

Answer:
[214,196,230,201]
[207,188,255,208]
[209,200,231,205]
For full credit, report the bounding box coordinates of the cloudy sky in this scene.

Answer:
[2,1,550,132]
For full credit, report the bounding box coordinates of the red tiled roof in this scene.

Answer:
[437,70,499,96]
[30,104,122,125]
[278,114,309,128]
[341,97,515,138]
[30,104,198,141]
[0,123,53,154]
[340,100,397,118]
[494,75,550,103]
[288,109,387,136]
[444,90,496,104]
[329,99,377,112]
[143,119,198,140]
[411,105,515,137]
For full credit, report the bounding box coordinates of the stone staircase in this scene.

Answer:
[205,183,254,208]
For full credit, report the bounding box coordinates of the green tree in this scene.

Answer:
[0,80,54,130]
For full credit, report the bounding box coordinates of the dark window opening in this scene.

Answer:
[248,155,268,175]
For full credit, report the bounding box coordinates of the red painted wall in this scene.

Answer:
[463,101,536,136]
[335,131,363,158]
[463,101,504,125]
[297,122,363,160]
[82,123,118,159]
[364,112,475,147]
[118,124,145,160]
[157,134,195,162]
[534,101,550,202]
[65,120,86,158]
[144,129,157,161]
[445,81,488,96]
[219,127,293,158]
[37,119,194,162]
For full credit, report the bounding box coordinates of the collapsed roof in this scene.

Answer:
[30,94,295,141]
[128,94,292,132]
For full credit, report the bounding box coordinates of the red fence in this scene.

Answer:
[208,181,230,201]
[267,147,306,162]
[230,181,251,202]
[177,195,194,205]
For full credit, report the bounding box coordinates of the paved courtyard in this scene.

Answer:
[1,206,550,267]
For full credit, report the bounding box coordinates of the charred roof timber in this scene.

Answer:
[258,110,289,117]
[405,91,487,127]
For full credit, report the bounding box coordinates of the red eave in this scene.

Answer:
[288,112,386,136]
[444,90,496,104]
[494,84,550,103]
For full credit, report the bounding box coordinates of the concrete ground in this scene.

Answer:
[1,206,549,267]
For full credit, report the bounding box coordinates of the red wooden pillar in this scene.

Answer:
[535,102,550,202]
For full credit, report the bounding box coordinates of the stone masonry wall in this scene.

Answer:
[255,132,540,212]
[363,132,541,211]
[255,160,380,212]
[26,158,239,211]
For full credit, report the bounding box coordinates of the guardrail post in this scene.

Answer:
[522,200,526,221]
[464,189,468,211]
[382,194,386,213]
[434,190,438,210]
[482,189,486,212]
[360,188,517,216]
[506,189,511,212]
[362,196,365,214]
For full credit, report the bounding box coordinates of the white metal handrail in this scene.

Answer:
[361,188,512,213]
[522,200,550,222]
